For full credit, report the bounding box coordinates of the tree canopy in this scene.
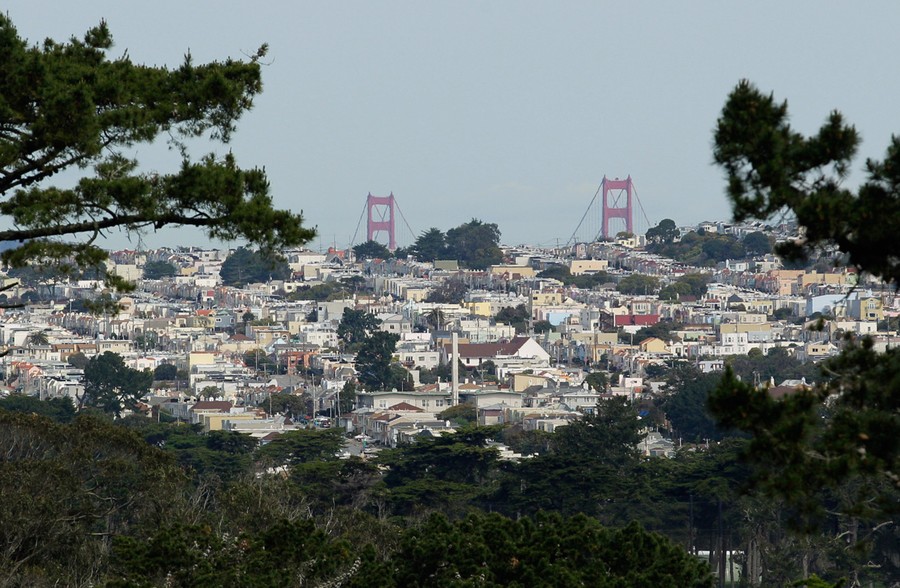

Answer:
[0,15,314,286]
[445,218,503,270]
[616,273,659,295]
[142,260,178,280]
[646,218,679,244]
[80,351,153,417]
[354,331,408,391]
[352,239,392,260]
[219,247,290,287]
[711,80,900,527]
[337,308,381,352]
[411,227,446,262]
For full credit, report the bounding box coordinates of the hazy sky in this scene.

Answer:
[5,2,900,251]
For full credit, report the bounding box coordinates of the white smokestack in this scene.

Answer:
[451,332,459,406]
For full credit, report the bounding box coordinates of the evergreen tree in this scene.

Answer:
[352,240,392,260]
[219,247,290,287]
[81,351,153,417]
[354,331,405,391]
[411,227,446,262]
[0,16,314,285]
[444,218,503,269]
[711,81,900,527]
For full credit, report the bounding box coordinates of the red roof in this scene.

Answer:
[388,402,424,412]
[447,336,533,359]
[614,314,660,327]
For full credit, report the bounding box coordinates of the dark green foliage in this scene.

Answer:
[646,218,679,244]
[536,263,572,281]
[243,348,277,374]
[256,428,343,468]
[82,351,153,417]
[659,273,714,302]
[658,282,692,301]
[633,320,683,343]
[725,345,820,385]
[685,81,900,581]
[109,519,356,588]
[352,239,392,260]
[711,340,900,524]
[743,230,773,255]
[424,278,468,304]
[219,246,290,287]
[773,306,794,320]
[533,319,553,334]
[647,230,748,265]
[0,16,314,284]
[378,427,501,515]
[337,308,381,351]
[658,365,729,443]
[701,235,746,261]
[584,371,609,392]
[616,272,660,294]
[288,280,350,301]
[436,402,477,426]
[268,391,310,419]
[500,426,552,456]
[152,363,177,381]
[411,227,447,262]
[0,412,181,586]
[444,218,503,270]
[143,423,256,482]
[355,511,712,587]
[677,273,712,297]
[495,303,529,333]
[494,398,643,518]
[141,260,177,280]
[355,331,406,391]
[0,394,75,423]
[67,350,88,368]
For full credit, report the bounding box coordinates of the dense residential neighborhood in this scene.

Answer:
[3,219,892,450]
[7,7,900,585]
[5,213,898,585]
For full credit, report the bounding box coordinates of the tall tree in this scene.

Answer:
[355,511,712,587]
[337,308,381,352]
[354,331,406,391]
[444,218,503,270]
[352,240,392,260]
[80,351,153,417]
[142,260,178,280]
[411,227,446,262]
[0,15,314,286]
[711,81,900,526]
[646,218,679,244]
[424,278,468,304]
[616,273,659,294]
[219,247,290,287]
[743,230,773,256]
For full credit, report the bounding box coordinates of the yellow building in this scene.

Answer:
[489,265,536,279]
[569,259,609,275]
[464,301,493,318]
[638,337,668,354]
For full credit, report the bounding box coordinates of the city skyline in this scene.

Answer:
[5,2,900,251]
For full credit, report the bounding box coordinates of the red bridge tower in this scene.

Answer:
[601,176,633,240]
[366,192,396,250]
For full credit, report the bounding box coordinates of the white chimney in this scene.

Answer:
[451,332,459,406]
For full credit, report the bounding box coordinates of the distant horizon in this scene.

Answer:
[5,1,899,252]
